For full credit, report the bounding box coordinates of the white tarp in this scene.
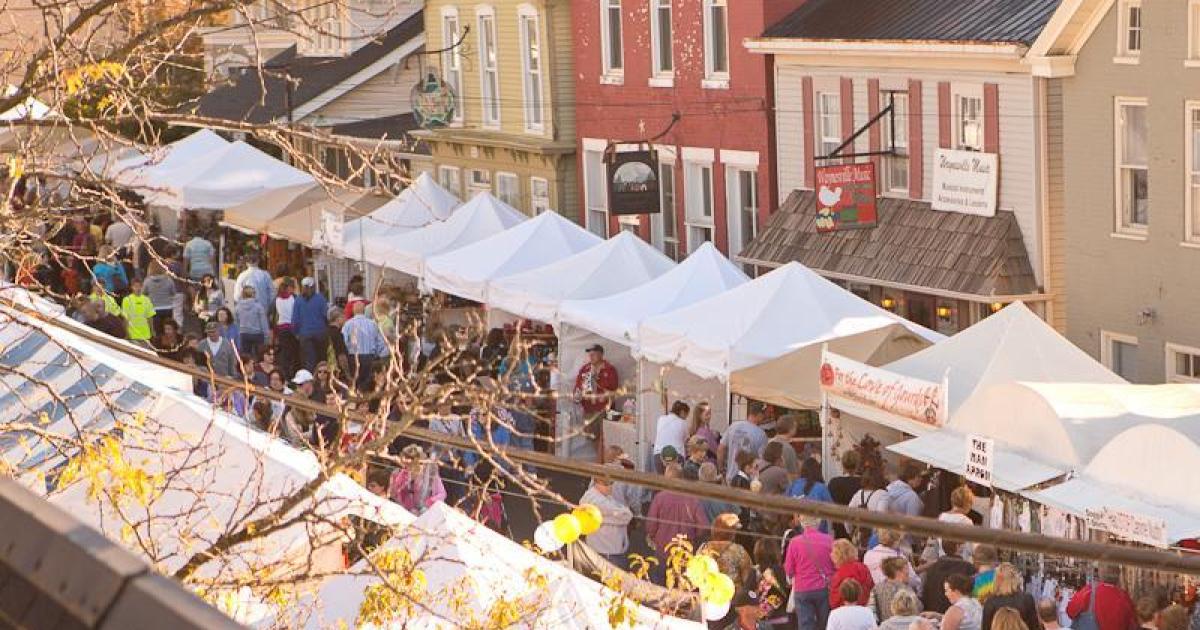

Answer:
[1026,424,1200,542]
[278,502,702,629]
[119,128,229,189]
[487,231,676,324]
[423,210,601,302]
[637,262,940,408]
[346,172,461,256]
[558,242,749,346]
[361,191,527,279]
[167,141,315,209]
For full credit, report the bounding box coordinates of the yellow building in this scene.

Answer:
[416,0,577,220]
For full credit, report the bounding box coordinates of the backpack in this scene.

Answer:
[1071,583,1100,630]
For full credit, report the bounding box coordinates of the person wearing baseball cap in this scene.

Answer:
[294,276,330,373]
[199,319,238,379]
[572,342,619,459]
[723,587,769,630]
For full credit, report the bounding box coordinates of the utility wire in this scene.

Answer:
[5,294,1200,576]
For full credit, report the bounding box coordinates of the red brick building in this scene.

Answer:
[572,0,804,263]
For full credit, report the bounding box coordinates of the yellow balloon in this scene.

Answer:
[686,554,719,585]
[573,505,604,536]
[551,513,583,544]
[705,573,735,605]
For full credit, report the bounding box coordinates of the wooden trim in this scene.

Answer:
[840,77,855,142]
[937,81,951,149]
[803,76,815,186]
[984,83,1001,153]
[867,79,881,174]
[909,79,924,199]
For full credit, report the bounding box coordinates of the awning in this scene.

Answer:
[1025,480,1200,544]
[887,430,1066,492]
[738,190,1038,298]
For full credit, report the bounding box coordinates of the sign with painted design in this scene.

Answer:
[932,148,998,217]
[964,434,994,487]
[1086,507,1169,548]
[607,150,661,216]
[818,349,946,427]
[814,162,878,232]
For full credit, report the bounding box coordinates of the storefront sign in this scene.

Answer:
[1086,507,1169,548]
[814,163,878,232]
[964,435,994,487]
[411,72,457,128]
[312,208,344,256]
[931,148,998,217]
[607,150,661,216]
[818,349,947,427]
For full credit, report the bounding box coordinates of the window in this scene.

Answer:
[307,2,343,55]
[438,166,462,198]
[651,161,679,260]
[321,146,349,179]
[442,9,464,123]
[955,89,984,152]
[468,168,492,193]
[477,9,501,127]
[684,160,715,252]
[726,167,758,265]
[584,149,609,237]
[1101,331,1139,381]
[1116,98,1149,232]
[816,92,841,159]
[1117,0,1143,59]
[600,0,623,78]
[519,8,544,132]
[497,172,521,208]
[530,177,550,214]
[703,0,729,81]
[1188,104,1200,241]
[1167,343,1200,382]
[650,0,673,79]
[881,91,909,194]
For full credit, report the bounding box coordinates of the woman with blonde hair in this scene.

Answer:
[982,564,1041,630]
[830,538,874,608]
[990,607,1030,630]
[388,444,446,515]
[864,528,920,591]
[923,484,977,564]
[697,512,753,585]
[878,589,923,630]
[689,401,719,459]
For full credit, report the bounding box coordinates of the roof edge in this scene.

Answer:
[745,37,1028,57]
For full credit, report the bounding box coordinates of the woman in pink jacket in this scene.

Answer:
[389,445,447,515]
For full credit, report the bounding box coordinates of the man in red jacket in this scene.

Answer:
[1066,566,1137,630]
[573,343,618,457]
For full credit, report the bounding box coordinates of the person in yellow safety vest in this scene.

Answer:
[121,277,155,344]
[88,282,121,317]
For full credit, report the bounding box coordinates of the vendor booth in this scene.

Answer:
[222,182,389,245]
[553,243,749,465]
[823,302,1125,478]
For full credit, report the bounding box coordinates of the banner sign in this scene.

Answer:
[964,435,994,487]
[607,150,661,216]
[313,208,344,256]
[1086,507,1169,548]
[932,148,998,217]
[818,349,947,427]
[814,162,878,232]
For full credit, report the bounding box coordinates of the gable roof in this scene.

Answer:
[763,0,1063,45]
[193,11,423,125]
[739,190,1038,298]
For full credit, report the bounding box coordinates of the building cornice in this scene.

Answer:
[743,38,1071,75]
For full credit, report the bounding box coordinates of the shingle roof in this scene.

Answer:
[325,113,419,139]
[739,190,1038,297]
[193,11,424,124]
[763,0,1062,45]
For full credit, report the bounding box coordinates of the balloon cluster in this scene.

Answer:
[533,505,604,553]
[685,555,735,621]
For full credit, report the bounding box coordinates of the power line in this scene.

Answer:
[5,294,1200,576]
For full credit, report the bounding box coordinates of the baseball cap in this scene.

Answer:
[731,588,760,610]
[291,369,314,385]
[204,321,219,332]
[301,277,315,288]
[660,445,680,461]
[585,343,605,353]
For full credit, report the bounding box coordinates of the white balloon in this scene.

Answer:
[702,599,730,621]
[534,521,565,553]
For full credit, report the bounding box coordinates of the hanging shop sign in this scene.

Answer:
[1086,507,1169,548]
[606,149,661,216]
[964,434,994,487]
[312,208,344,256]
[814,162,878,232]
[411,72,457,129]
[818,349,947,427]
[931,148,998,217]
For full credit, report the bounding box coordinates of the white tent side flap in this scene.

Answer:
[423,210,602,302]
[487,231,677,324]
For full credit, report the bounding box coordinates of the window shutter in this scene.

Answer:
[867,79,881,174]
[803,76,815,187]
[840,77,855,143]
[984,83,1000,154]
[937,81,951,149]
[909,79,924,199]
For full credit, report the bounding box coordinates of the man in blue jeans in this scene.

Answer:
[294,277,329,371]
[784,514,834,630]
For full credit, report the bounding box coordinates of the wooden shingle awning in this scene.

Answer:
[739,190,1038,298]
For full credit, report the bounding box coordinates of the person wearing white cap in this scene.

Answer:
[277,369,315,445]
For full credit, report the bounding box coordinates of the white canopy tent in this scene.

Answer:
[160,140,315,210]
[890,382,1200,492]
[423,209,601,303]
[637,261,940,409]
[221,182,390,246]
[118,128,229,190]
[487,231,677,325]
[346,171,461,257]
[276,502,702,629]
[1026,423,1200,543]
[553,243,748,464]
